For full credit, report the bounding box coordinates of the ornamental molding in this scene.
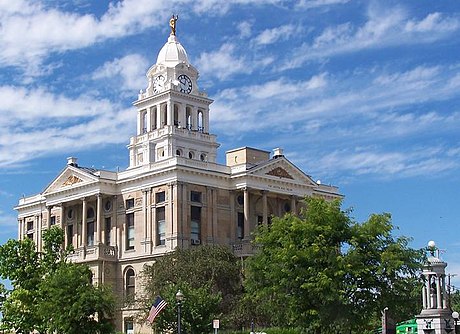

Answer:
[266,167,293,179]
[62,175,83,186]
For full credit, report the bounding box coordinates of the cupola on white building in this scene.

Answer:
[15,17,342,333]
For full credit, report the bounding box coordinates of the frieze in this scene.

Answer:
[62,175,83,186]
[266,167,293,179]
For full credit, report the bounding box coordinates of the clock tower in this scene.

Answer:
[128,17,219,168]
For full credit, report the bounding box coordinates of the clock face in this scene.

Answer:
[178,74,192,94]
[153,75,165,94]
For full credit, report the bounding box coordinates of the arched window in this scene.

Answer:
[186,107,192,130]
[188,151,194,159]
[197,110,203,132]
[176,149,182,156]
[141,111,147,133]
[174,104,179,126]
[152,106,157,130]
[125,268,135,300]
[86,207,95,247]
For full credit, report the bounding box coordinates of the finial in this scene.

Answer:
[427,240,436,257]
[169,14,178,36]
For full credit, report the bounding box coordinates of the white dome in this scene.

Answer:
[156,35,189,66]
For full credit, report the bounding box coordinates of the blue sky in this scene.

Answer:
[0,0,460,284]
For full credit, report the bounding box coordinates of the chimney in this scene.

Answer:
[67,157,78,167]
[272,148,284,159]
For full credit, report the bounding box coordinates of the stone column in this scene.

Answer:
[442,275,448,309]
[203,107,209,133]
[243,188,250,240]
[34,215,40,248]
[291,195,297,215]
[81,198,87,247]
[96,194,102,245]
[436,275,442,309]
[262,191,268,226]
[179,103,186,128]
[229,192,235,240]
[172,183,178,242]
[166,101,172,126]
[422,286,427,309]
[17,218,22,240]
[426,274,431,308]
[191,106,198,130]
[156,104,162,128]
[146,107,151,132]
[47,206,52,228]
[181,183,188,246]
[143,189,148,252]
[212,188,218,243]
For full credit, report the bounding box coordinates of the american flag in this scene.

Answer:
[146,296,168,323]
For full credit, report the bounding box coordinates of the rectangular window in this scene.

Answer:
[237,212,244,240]
[87,221,94,247]
[27,221,34,231]
[190,191,201,203]
[156,207,165,246]
[126,198,134,210]
[126,213,134,250]
[191,206,201,243]
[155,191,165,203]
[67,224,73,247]
[257,215,263,226]
[27,233,33,240]
[50,216,56,225]
[124,319,134,334]
[105,217,111,245]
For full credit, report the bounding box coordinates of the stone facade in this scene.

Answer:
[14,26,342,334]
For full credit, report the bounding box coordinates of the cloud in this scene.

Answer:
[195,43,247,80]
[280,6,460,70]
[252,24,300,46]
[296,0,350,9]
[0,0,168,74]
[92,54,149,92]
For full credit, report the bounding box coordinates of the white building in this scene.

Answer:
[15,19,341,333]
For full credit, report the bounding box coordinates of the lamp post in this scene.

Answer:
[176,290,184,334]
[452,311,459,334]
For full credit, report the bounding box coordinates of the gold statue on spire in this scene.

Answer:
[169,14,178,36]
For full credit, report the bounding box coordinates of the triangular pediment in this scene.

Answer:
[43,166,99,194]
[246,157,318,187]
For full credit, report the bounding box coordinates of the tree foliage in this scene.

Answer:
[141,245,243,333]
[0,226,115,333]
[245,197,424,333]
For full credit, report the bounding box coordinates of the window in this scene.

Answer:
[50,216,56,225]
[191,191,201,203]
[67,225,73,247]
[237,212,244,239]
[284,202,291,213]
[87,207,95,220]
[27,221,34,231]
[237,195,244,206]
[156,191,166,203]
[188,151,194,159]
[126,213,134,250]
[126,198,134,210]
[87,221,94,247]
[104,199,112,212]
[124,319,134,334]
[105,217,111,245]
[156,207,165,246]
[191,206,201,243]
[67,208,73,219]
[125,268,135,300]
[200,153,207,161]
[257,215,263,226]
[176,149,182,156]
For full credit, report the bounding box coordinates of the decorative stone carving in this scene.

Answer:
[266,167,293,179]
[62,175,83,186]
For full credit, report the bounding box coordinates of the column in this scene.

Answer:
[96,194,102,245]
[422,286,427,309]
[291,195,297,215]
[34,215,40,247]
[37,213,42,251]
[426,275,432,308]
[436,275,442,309]
[17,218,22,240]
[47,206,52,228]
[156,104,162,128]
[229,192,235,240]
[191,106,198,130]
[172,183,178,241]
[167,183,174,245]
[146,107,152,132]
[179,103,186,128]
[143,189,148,252]
[146,189,152,244]
[81,198,87,247]
[442,275,448,309]
[137,110,142,134]
[166,101,172,126]
[181,183,188,247]
[212,188,218,243]
[262,191,268,226]
[206,187,213,242]
[243,188,250,240]
[203,108,209,133]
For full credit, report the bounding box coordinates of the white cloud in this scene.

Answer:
[253,24,300,46]
[92,54,149,91]
[281,6,460,70]
[195,43,247,80]
[296,0,350,9]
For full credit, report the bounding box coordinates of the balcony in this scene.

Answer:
[232,240,259,257]
[67,243,117,263]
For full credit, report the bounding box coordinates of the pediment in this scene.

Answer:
[247,157,318,187]
[43,167,99,194]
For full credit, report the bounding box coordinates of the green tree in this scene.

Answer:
[142,245,243,333]
[245,197,424,333]
[0,226,115,333]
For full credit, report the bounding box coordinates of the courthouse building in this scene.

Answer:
[14,20,341,333]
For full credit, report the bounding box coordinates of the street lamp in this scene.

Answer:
[452,311,459,334]
[176,290,184,334]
